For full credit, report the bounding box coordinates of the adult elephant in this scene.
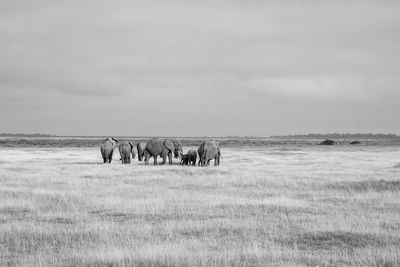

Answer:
[137,142,147,161]
[100,137,118,163]
[119,141,135,164]
[144,138,183,165]
[198,140,221,166]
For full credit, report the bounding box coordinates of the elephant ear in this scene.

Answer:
[129,142,134,150]
[216,141,221,155]
[112,138,118,143]
[164,139,175,152]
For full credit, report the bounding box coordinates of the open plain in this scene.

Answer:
[1,143,400,266]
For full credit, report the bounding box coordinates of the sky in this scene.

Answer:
[0,0,399,136]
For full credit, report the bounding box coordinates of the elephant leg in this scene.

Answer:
[161,154,167,165]
[144,152,150,165]
[153,155,158,165]
[103,157,107,164]
[109,152,113,163]
[168,152,173,165]
[214,156,218,166]
[127,156,131,164]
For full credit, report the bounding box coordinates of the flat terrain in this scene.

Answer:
[1,145,400,266]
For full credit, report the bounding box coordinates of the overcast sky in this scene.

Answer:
[1,0,399,136]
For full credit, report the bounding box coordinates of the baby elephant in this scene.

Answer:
[180,150,197,165]
[119,141,136,164]
[180,154,189,165]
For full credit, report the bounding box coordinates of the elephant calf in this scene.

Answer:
[180,154,190,165]
[180,150,197,165]
[119,141,136,164]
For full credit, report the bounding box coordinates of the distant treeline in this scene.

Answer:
[1,137,400,148]
[273,133,400,139]
[0,133,56,137]
[0,138,280,148]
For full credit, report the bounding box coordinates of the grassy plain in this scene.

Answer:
[1,144,400,266]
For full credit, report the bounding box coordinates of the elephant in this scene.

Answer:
[119,141,136,164]
[100,137,118,163]
[198,140,221,166]
[185,149,197,165]
[350,141,361,145]
[137,142,147,161]
[144,138,183,165]
[180,154,189,165]
[180,150,197,165]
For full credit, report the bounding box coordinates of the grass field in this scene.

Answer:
[1,144,400,266]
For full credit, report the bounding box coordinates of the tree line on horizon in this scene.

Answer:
[273,133,399,139]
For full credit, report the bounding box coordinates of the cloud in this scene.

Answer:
[0,0,399,135]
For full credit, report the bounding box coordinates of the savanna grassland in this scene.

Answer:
[1,141,400,266]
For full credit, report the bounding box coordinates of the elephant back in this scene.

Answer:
[118,142,130,153]
[137,143,146,152]
[204,140,219,156]
[101,138,117,151]
[187,149,197,157]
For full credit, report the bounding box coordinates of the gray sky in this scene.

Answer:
[1,0,399,136]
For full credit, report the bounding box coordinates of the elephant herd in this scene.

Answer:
[100,138,221,166]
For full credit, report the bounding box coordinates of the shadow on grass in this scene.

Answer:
[327,180,400,192]
[63,257,274,267]
[70,162,104,165]
[0,207,31,216]
[283,231,398,251]
[2,229,101,255]
[5,167,30,172]
[41,217,75,225]
[0,207,32,223]
[380,222,400,231]
[394,163,400,168]
[90,209,226,223]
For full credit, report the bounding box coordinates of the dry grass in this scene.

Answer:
[1,145,400,266]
